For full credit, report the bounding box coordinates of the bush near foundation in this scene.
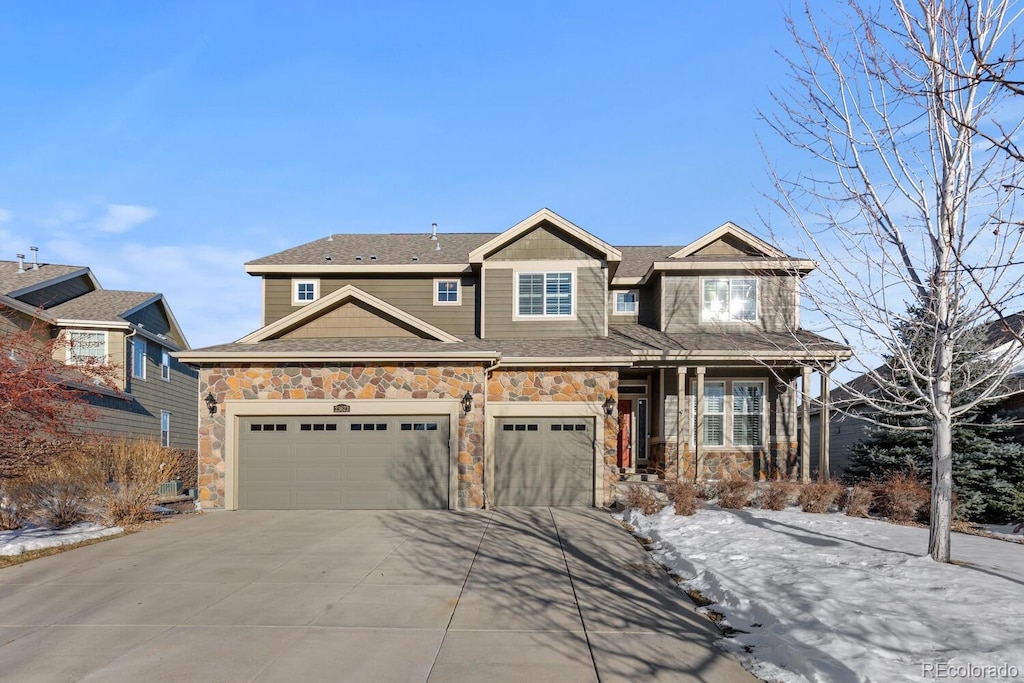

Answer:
[759,482,798,511]
[797,478,844,513]
[717,475,756,509]
[665,479,699,516]
[0,479,29,530]
[623,484,663,515]
[845,485,874,518]
[877,471,930,522]
[86,438,171,526]
[21,452,94,529]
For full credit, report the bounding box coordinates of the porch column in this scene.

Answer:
[800,365,812,482]
[695,366,705,483]
[676,366,688,480]
[819,370,831,481]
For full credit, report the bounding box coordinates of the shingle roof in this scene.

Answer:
[616,246,685,278]
[0,261,89,296]
[246,234,495,267]
[45,290,159,323]
[609,324,850,354]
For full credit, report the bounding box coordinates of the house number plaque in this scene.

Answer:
[333,404,351,413]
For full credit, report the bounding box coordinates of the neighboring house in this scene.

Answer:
[177,208,849,510]
[809,313,1024,479]
[0,254,198,450]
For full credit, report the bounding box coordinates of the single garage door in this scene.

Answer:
[238,415,450,510]
[494,417,594,507]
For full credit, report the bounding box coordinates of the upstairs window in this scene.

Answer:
[614,290,638,314]
[702,278,757,322]
[132,337,147,380]
[67,330,107,365]
[292,279,319,305]
[434,279,460,305]
[161,349,171,381]
[516,272,573,317]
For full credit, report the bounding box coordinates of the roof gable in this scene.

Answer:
[238,285,462,344]
[670,222,786,259]
[469,208,622,264]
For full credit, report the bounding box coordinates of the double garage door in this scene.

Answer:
[238,415,450,510]
[236,414,595,509]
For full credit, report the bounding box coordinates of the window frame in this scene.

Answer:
[132,337,147,380]
[160,410,171,448]
[433,278,461,306]
[161,348,171,382]
[513,270,576,320]
[700,277,758,323]
[613,289,639,315]
[292,278,320,305]
[689,379,766,449]
[66,329,108,365]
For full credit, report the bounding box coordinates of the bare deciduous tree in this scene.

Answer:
[763,0,1024,562]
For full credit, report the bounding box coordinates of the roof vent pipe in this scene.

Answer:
[430,223,438,241]
[30,246,39,269]
[15,253,25,273]
[434,240,441,252]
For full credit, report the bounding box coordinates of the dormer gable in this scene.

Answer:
[469,208,622,264]
[237,285,462,344]
[670,222,787,259]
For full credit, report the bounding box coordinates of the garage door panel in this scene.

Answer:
[238,415,449,510]
[495,417,593,507]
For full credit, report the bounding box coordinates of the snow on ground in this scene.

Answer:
[619,506,1024,683]
[981,523,1024,543]
[0,523,123,556]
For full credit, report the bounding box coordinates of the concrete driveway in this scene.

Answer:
[0,508,755,682]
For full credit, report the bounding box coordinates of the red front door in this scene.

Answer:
[617,399,632,468]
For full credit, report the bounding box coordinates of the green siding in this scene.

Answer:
[608,288,639,325]
[125,301,181,345]
[264,275,477,337]
[661,273,799,333]
[18,274,94,309]
[488,224,601,261]
[484,265,605,339]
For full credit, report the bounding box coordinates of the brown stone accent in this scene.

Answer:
[488,368,619,505]
[660,441,800,482]
[198,363,486,509]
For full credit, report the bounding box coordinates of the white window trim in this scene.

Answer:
[513,270,577,320]
[132,337,147,380]
[161,349,171,382]
[433,278,462,306]
[66,329,109,365]
[613,289,639,315]
[700,276,759,323]
[292,278,320,305]
[160,410,171,448]
[689,378,766,450]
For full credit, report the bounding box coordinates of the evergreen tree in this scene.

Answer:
[844,308,1024,523]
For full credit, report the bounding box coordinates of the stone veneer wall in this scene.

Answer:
[198,363,486,509]
[487,368,619,504]
[652,442,800,482]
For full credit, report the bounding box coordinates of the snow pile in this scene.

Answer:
[621,506,1024,683]
[0,523,123,556]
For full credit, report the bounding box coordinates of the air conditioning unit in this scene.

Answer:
[157,480,182,498]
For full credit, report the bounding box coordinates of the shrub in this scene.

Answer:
[877,471,930,522]
[623,484,663,515]
[797,478,844,513]
[844,485,874,518]
[22,453,94,529]
[717,475,756,509]
[0,478,29,530]
[694,479,721,501]
[88,438,171,526]
[665,479,699,516]
[759,482,797,511]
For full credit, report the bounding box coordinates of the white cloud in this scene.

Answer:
[0,208,11,223]
[96,204,157,233]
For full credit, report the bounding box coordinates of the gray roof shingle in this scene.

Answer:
[45,290,158,323]
[246,234,495,267]
[0,261,89,296]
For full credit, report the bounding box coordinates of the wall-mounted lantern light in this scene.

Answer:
[461,391,473,414]
[603,395,616,417]
[204,392,218,415]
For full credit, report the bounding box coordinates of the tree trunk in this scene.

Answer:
[930,400,954,562]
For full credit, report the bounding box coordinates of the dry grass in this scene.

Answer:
[21,452,94,529]
[694,480,722,501]
[87,438,172,526]
[845,485,874,518]
[623,484,663,515]
[665,479,699,516]
[759,482,798,511]
[0,479,29,531]
[877,471,930,522]
[797,478,844,514]
[717,474,756,509]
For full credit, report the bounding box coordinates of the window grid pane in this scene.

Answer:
[616,291,637,313]
[296,282,316,301]
[703,278,757,322]
[732,382,764,445]
[518,274,544,315]
[436,281,459,302]
[704,383,726,446]
[68,332,106,364]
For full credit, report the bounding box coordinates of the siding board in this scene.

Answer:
[661,273,798,333]
[484,265,605,339]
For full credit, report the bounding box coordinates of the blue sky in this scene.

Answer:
[0,1,807,348]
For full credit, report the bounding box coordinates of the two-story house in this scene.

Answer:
[0,254,198,450]
[177,209,849,510]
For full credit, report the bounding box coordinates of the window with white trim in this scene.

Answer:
[132,337,147,380]
[703,382,726,447]
[67,330,107,365]
[434,279,460,305]
[292,279,319,305]
[516,272,573,317]
[732,382,764,446]
[614,290,638,314]
[702,278,757,322]
[160,411,171,447]
[690,379,765,448]
[161,349,171,381]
